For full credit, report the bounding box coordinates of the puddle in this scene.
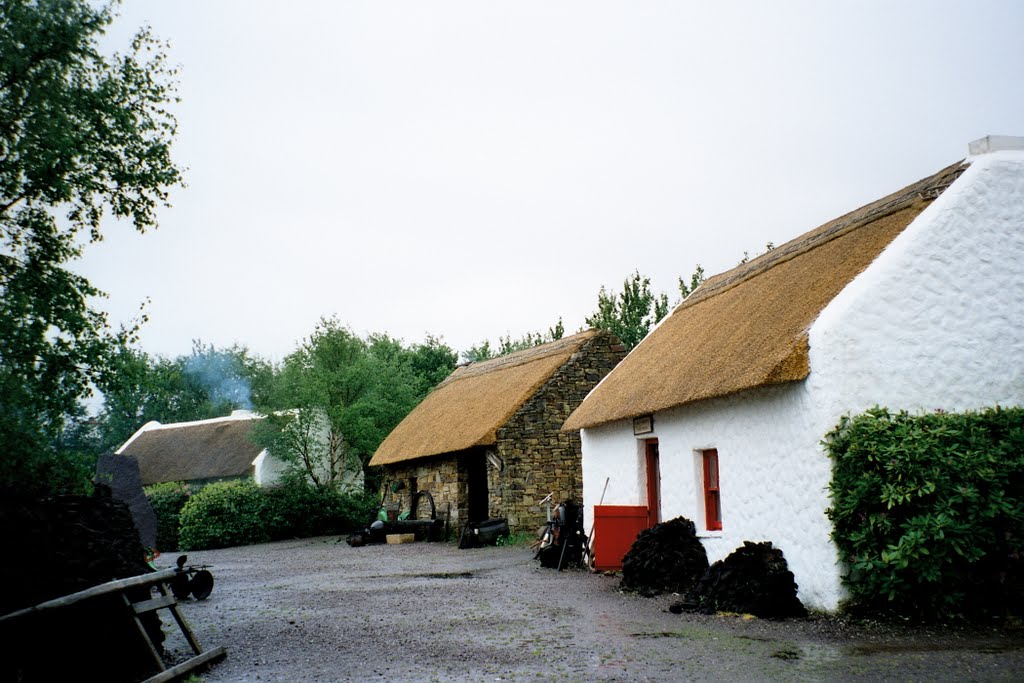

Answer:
[415,571,474,580]
[845,641,1024,656]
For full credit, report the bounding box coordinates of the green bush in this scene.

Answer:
[145,481,195,552]
[178,480,270,550]
[825,406,1024,619]
[263,481,378,540]
[177,478,377,550]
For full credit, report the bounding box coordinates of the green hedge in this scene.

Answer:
[177,479,377,551]
[262,483,377,541]
[825,406,1024,619]
[179,480,270,550]
[145,481,195,552]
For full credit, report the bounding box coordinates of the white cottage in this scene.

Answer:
[117,411,290,486]
[117,409,364,491]
[563,136,1024,611]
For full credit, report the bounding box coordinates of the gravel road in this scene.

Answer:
[163,536,1024,682]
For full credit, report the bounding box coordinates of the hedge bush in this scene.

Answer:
[825,406,1024,619]
[178,480,270,550]
[263,481,378,541]
[145,481,195,552]
[178,479,377,551]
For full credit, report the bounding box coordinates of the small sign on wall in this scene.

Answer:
[633,415,654,436]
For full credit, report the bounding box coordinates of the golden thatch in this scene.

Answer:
[370,329,601,466]
[118,417,264,485]
[564,160,966,431]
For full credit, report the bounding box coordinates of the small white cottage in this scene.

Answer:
[117,410,364,491]
[117,411,288,486]
[563,136,1024,611]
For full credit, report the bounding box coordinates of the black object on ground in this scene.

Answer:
[170,554,215,600]
[347,490,447,546]
[672,540,807,619]
[534,500,587,570]
[620,517,709,596]
[459,518,511,549]
[0,485,168,681]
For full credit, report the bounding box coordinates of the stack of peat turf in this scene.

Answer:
[620,517,709,597]
[672,541,807,619]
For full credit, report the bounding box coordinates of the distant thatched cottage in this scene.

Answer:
[117,410,363,491]
[564,136,1024,611]
[117,411,285,486]
[370,329,626,533]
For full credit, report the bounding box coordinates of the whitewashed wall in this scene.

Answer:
[581,148,1024,612]
[809,150,1024,418]
[582,382,843,610]
[253,449,286,486]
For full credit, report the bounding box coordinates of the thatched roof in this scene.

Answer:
[370,329,601,466]
[117,414,265,485]
[564,160,967,431]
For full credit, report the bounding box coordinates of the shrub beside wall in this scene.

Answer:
[825,406,1024,620]
[177,479,377,551]
[145,481,194,552]
[178,480,269,550]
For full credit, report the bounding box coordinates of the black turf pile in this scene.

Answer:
[672,541,807,619]
[620,517,709,596]
[0,485,164,682]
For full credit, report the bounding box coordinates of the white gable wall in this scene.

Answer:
[581,148,1024,613]
[809,150,1024,417]
[253,449,286,486]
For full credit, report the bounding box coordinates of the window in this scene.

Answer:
[702,449,722,531]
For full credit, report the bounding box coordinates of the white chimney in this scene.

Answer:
[968,135,1024,156]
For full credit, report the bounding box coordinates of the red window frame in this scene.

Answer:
[702,449,722,531]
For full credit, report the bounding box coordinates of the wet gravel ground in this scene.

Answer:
[162,536,1024,682]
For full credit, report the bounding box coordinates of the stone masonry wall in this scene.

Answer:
[378,449,478,531]
[491,331,626,533]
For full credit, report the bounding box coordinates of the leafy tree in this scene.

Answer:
[255,319,456,490]
[462,317,565,363]
[0,0,182,494]
[677,264,706,300]
[461,339,494,364]
[585,271,669,350]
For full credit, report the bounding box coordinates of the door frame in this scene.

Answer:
[644,438,661,528]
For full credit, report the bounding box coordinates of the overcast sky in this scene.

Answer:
[78,1,1024,362]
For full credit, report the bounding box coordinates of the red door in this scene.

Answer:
[645,439,660,527]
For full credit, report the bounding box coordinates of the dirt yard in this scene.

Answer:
[163,537,1024,682]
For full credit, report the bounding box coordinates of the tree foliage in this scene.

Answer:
[255,318,457,490]
[462,318,565,363]
[96,341,270,452]
[677,264,706,300]
[584,266,706,350]
[0,0,182,494]
[585,271,669,350]
[825,406,1024,620]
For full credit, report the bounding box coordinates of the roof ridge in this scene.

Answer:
[678,160,967,312]
[139,412,262,432]
[440,329,598,385]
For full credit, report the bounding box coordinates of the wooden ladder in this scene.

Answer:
[0,567,226,682]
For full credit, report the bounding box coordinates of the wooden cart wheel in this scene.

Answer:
[189,570,214,600]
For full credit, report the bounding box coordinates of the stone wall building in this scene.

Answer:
[369,329,626,534]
